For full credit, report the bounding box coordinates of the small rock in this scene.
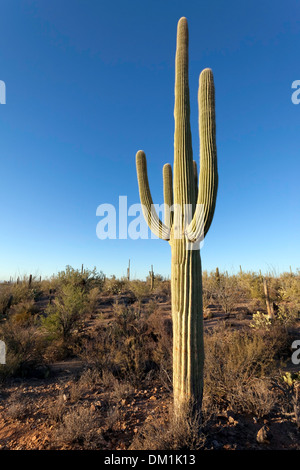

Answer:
[256,425,271,444]
[212,440,222,449]
[228,416,238,426]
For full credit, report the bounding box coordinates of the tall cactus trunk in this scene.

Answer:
[135,17,218,416]
[171,239,204,411]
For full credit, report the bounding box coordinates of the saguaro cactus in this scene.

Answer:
[135,17,218,412]
[149,265,155,290]
[127,259,130,281]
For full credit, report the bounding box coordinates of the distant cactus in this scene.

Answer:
[135,18,218,412]
[215,267,220,284]
[263,277,275,319]
[127,259,130,281]
[149,265,155,290]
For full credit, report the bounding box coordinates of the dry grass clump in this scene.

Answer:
[68,368,102,403]
[203,325,286,417]
[0,319,44,378]
[48,393,67,423]
[54,405,103,449]
[130,401,206,450]
[5,391,31,421]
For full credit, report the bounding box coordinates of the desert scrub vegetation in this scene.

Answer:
[0,267,299,382]
[203,324,289,417]
[54,405,103,449]
[77,301,172,386]
[130,400,206,450]
[0,265,107,375]
[0,318,45,378]
[40,266,106,360]
[0,277,42,318]
[41,284,87,353]
[102,275,129,296]
[0,265,299,449]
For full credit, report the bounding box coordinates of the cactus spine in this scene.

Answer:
[135,17,218,412]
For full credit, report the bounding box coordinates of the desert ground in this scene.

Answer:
[0,266,300,451]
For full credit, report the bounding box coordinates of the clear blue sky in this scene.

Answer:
[0,0,299,281]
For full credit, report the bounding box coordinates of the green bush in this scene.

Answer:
[52,265,105,294]
[41,284,87,350]
[103,276,128,295]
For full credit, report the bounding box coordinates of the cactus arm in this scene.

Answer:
[193,160,198,201]
[136,150,170,240]
[163,163,174,228]
[186,68,218,242]
[198,68,218,236]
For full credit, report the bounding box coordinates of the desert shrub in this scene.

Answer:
[105,404,123,431]
[251,304,299,330]
[5,391,31,420]
[130,401,205,450]
[76,327,112,371]
[0,318,44,378]
[78,367,102,390]
[279,272,300,315]
[230,377,275,418]
[241,273,265,302]
[68,368,102,403]
[203,326,279,415]
[240,272,281,306]
[103,276,128,295]
[209,272,240,314]
[146,272,164,284]
[144,299,158,317]
[52,265,105,294]
[10,278,43,304]
[109,302,173,384]
[54,405,103,449]
[8,300,39,327]
[87,287,101,315]
[78,301,172,385]
[110,378,134,402]
[153,280,171,299]
[48,393,67,423]
[0,285,13,317]
[0,282,36,314]
[276,303,299,327]
[41,283,88,358]
[144,310,172,388]
[129,280,151,313]
[107,303,150,381]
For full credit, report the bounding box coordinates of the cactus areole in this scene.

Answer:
[136,17,218,412]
